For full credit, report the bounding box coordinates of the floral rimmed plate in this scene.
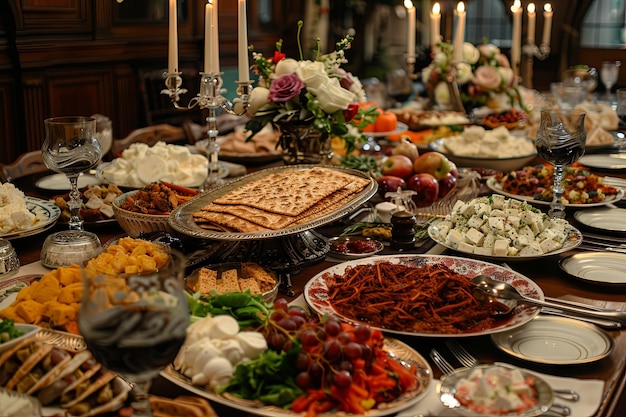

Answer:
[161,336,432,417]
[304,254,542,338]
[0,198,60,240]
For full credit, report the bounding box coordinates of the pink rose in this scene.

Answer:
[268,73,305,102]
[473,65,502,91]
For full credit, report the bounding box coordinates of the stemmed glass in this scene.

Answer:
[535,110,587,219]
[78,249,189,416]
[600,60,621,101]
[42,116,102,231]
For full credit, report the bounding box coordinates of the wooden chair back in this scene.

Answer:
[110,124,186,156]
[0,151,49,183]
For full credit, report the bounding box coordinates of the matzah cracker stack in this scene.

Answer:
[193,167,370,233]
[189,263,277,297]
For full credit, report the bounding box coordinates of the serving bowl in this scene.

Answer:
[112,190,172,238]
[430,138,537,172]
[438,364,554,416]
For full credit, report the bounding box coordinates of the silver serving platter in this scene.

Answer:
[168,165,377,241]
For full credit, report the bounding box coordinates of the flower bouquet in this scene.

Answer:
[244,21,378,162]
[422,42,528,114]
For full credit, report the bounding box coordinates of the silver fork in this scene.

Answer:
[445,340,478,368]
[445,340,580,403]
[429,348,455,375]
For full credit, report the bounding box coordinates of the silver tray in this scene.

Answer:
[168,165,377,241]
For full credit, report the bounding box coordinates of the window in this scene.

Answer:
[465,0,512,47]
[582,0,625,47]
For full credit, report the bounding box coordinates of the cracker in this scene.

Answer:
[195,268,217,294]
[237,278,261,295]
[213,167,352,216]
[194,211,270,233]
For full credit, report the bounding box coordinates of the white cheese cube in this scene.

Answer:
[491,194,506,209]
[473,246,494,256]
[493,239,509,256]
[507,215,521,229]
[456,240,475,253]
[519,243,543,256]
[467,215,485,229]
[488,216,505,232]
[465,228,485,246]
[540,238,562,253]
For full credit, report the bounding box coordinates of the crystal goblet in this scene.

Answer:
[600,60,621,101]
[78,249,189,416]
[535,110,586,219]
[41,116,102,231]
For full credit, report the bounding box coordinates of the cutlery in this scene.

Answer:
[444,340,581,402]
[581,232,626,244]
[577,244,626,254]
[471,275,626,326]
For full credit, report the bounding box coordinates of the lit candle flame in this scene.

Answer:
[457,1,465,13]
[528,3,535,13]
[404,0,413,9]
[544,3,552,13]
[432,2,440,15]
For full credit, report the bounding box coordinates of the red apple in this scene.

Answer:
[448,160,459,179]
[407,173,439,208]
[438,172,458,199]
[412,151,451,180]
[376,175,407,200]
[381,154,414,179]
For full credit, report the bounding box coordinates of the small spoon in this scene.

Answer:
[471,275,626,327]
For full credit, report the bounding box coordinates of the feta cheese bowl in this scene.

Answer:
[428,194,583,261]
[438,364,555,417]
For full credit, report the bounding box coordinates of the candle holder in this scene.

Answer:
[521,42,550,89]
[162,71,253,191]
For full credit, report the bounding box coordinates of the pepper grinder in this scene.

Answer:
[390,210,416,251]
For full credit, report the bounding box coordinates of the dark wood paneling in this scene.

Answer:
[0,77,18,163]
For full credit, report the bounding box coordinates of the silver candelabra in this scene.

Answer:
[521,42,550,89]
[162,71,254,191]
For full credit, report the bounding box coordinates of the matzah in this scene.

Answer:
[193,167,370,233]
[213,167,352,216]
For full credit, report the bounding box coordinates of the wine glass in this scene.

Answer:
[600,60,621,101]
[78,249,189,416]
[386,69,414,108]
[617,88,626,129]
[535,110,587,219]
[42,116,102,231]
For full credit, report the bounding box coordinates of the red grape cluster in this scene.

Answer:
[264,298,382,392]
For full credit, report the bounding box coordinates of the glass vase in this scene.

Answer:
[275,122,332,165]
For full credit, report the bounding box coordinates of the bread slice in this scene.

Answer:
[195,268,218,294]
[217,269,240,293]
[241,262,277,292]
[237,278,261,295]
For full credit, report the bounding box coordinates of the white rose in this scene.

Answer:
[274,58,299,76]
[433,51,448,65]
[422,65,433,84]
[349,75,367,102]
[245,86,271,117]
[498,67,515,86]
[478,43,501,59]
[296,60,330,94]
[314,78,355,113]
[462,43,480,65]
[456,62,473,84]
[434,81,450,106]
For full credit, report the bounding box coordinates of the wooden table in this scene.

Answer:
[8,163,626,417]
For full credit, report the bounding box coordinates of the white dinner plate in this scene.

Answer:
[559,252,626,286]
[35,173,102,191]
[428,219,583,261]
[161,337,433,417]
[486,177,625,208]
[491,315,613,365]
[0,198,61,240]
[573,207,626,233]
[304,254,542,338]
[0,324,40,354]
[578,154,626,170]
